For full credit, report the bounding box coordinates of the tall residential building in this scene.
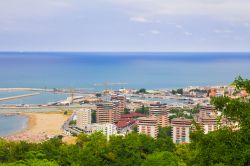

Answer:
[96,102,114,123]
[138,117,158,138]
[200,117,217,134]
[96,95,126,124]
[195,105,219,134]
[76,108,92,129]
[111,95,126,110]
[198,105,217,119]
[149,103,169,127]
[171,117,192,143]
[111,95,126,122]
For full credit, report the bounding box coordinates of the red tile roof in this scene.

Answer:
[121,112,146,118]
[116,118,136,128]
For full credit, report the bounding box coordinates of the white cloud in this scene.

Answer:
[175,25,183,29]
[214,29,233,33]
[0,0,74,19]
[184,32,192,36]
[150,30,160,35]
[129,16,151,23]
[244,23,250,27]
[138,33,146,37]
[233,36,244,41]
[112,0,250,22]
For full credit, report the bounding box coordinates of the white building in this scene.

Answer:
[76,108,92,129]
[91,123,117,139]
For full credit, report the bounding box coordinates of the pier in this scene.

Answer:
[0,93,40,101]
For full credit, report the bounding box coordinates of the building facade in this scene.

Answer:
[149,103,169,127]
[111,95,126,122]
[91,123,117,139]
[171,117,192,143]
[195,106,219,134]
[96,102,114,123]
[76,108,92,129]
[138,117,158,138]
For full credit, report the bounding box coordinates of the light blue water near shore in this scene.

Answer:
[0,91,68,104]
[0,114,28,136]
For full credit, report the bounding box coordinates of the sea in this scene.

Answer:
[0,52,250,136]
[0,114,27,136]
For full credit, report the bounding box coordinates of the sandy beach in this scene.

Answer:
[5,111,69,142]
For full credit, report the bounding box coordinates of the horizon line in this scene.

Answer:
[1,51,250,53]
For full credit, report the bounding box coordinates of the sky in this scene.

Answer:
[0,0,250,52]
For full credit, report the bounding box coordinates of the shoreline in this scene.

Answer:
[3,111,69,142]
[0,113,29,137]
[8,112,37,136]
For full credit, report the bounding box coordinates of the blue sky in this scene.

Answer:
[0,0,250,52]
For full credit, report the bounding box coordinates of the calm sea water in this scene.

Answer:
[0,114,27,136]
[0,91,68,105]
[0,52,250,89]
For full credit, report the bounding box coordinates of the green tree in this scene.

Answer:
[176,89,183,95]
[142,152,184,166]
[136,88,147,94]
[123,108,130,114]
[76,133,89,148]
[188,76,250,166]
[155,138,175,152]
[158,127,172,138]
[96,93,102,97]
[91,110,96,123]
[135,105,149,115]
[69,120,76,126]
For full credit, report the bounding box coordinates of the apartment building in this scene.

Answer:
[195,106,219,134]
[138,117,158,138]
[76,108,92,129]
[149,103,170,127]
[111,95,126,122]
[171,117,192,143]
[96,102,114,123]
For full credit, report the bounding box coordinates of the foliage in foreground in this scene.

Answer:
[0,76,250,166]
[0,132,178,166]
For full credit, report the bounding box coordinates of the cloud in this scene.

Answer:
[112,0,250,22]
[214,29,233,33]
[138,33,146,37]
[129,16,152,23]
[184,32,192,36]
[175,25,183,29]
[150,30,160,35]
[244,23,250,28]
[0,0,73,19]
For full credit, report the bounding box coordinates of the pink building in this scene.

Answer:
[149,103,170,127]
[138,117,158,138]
[171,117,192,143]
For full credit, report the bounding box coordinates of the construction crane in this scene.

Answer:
[93,81,128,94]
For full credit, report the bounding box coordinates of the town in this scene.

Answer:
[62,84,245,143]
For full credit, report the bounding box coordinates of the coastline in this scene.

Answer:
[8,112,37,136]
[3,111,69,142]
[0,113,28,137]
